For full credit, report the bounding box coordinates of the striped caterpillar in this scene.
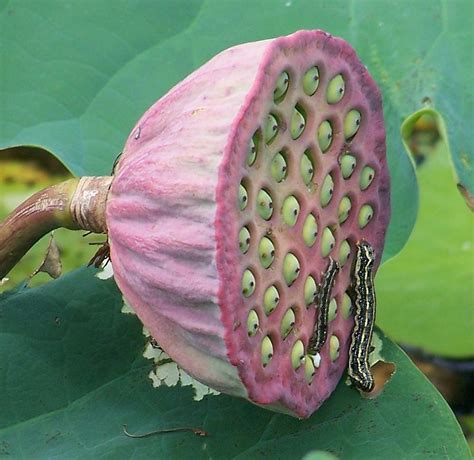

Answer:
[348,240,376,392]
[308,258,340,354]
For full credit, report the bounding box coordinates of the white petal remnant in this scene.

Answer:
[146,338,220,400]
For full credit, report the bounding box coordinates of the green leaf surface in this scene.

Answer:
[377,110,474,357]
[0,268,469,459]
[0,0,444,259]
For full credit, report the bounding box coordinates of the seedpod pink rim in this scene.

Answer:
[216,31,389,416]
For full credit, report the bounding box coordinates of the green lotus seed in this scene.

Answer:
[321,227,335,257]
[238,183,248,211]
[328,298,337,322]
[241,269,256,297]
[291,340,306,370]
[340,154,357,179]
[281,308,296,339]
[304,354,316,383]
[304,275,318,306]
[302,214,318,247]
[326,74,345,104]
[263,285,280,315]
[274,71,289,102]
[257,189,273,220]
[271,152,287,183]
[360,166,375,190]
[338,196,351,224]
[318,120,333,153]
[342,292,352,319]
[358,204,374,228]
[259,236,275,269]
[283,252,300,286]
[300,151,314,186]
[247,309,260,337]
[264,114,278,144]
[282,195,300,227]
[261,336,274,367]
[329,335,340,361]
[246,133,258,166]
[290,106,305,140]
[239,226,251,254]
[338,240,351,266]
[303,66,320,96]
[344,109,361,139]
[320,173,334,208]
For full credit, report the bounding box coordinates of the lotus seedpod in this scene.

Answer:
[0,30,390,419]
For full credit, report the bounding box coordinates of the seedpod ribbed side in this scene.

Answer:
[106,30,390,418]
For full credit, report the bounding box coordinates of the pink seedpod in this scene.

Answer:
[106,30,390,418]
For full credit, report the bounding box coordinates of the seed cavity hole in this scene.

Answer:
[281,308,296,339]
[360,166,375,190]
[264,114,279,144]
[291,340,305,370]
[329,335,340,361]
[271,152,288,183]
[239,226,251,254]
[342,292,352,319]
[300,150,314,186]
[282,195,300,227]
[283,252,301,286]
[328,298,337,322]
[257,189,273,220]
[247,310,260,337]
[303,66,320,96]
[302,213,318,247]
[259,236,275,269]
[358,204,374,228]
[326,74,345,104]
[263,285,280,315]
[247,131,259,166]
[338,196,352,224]
[290,105,306,140]
[261,336,274,367]
[340,154,357,179]
[318,120,333,153]
[321,227,335,257]
[338,240,351,266]
[320,173,334,208]
[242,269,256,297]
[238,182,248,211]
[304,275,318,306]
[344,109,361,141]
[304,354,316,383]
[274,71,289,103]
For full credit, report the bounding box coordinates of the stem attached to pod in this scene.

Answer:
[0,176,112,279]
